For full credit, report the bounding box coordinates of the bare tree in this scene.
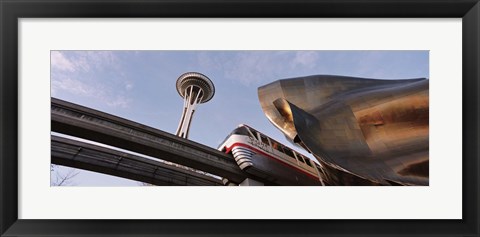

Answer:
[51,165,80,186]
[137,181,154,186]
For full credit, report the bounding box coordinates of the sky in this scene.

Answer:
[50,50,429,186]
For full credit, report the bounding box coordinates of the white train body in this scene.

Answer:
[218,124,325,186]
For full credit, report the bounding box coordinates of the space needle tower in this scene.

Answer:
[175,72,215,139]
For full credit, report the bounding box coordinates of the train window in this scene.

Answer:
[296,153,305,163]
[282,146,295,158]
[248,127,260,139]
[304,157,313,167]
[246,129,257,139]
[259,134,270,145]
[271,140,283,153]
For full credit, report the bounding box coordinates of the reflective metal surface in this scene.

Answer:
[258,75,429,185]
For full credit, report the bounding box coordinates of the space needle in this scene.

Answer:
[175,72,215,139]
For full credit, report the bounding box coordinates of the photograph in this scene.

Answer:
[1,0,478,235]
[50,50,429,186]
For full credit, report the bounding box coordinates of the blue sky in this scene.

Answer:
[50,50,429,186]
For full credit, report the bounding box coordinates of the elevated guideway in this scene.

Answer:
[51,98,254,185]
[52,135,223,186]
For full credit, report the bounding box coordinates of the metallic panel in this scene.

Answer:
[258,75,429,185]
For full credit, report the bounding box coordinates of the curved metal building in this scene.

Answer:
[258,75,429,186]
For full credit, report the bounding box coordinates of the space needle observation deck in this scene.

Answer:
[175,72,215,139]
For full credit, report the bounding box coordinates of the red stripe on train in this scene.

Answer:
[224,142,320,181]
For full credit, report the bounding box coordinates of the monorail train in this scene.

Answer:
[218,124,327,186]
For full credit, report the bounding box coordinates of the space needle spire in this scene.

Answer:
[175,72,215,139]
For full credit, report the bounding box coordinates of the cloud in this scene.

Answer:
[51,77,98,97]
[292,51,320,69]
[125,81,134,91]
[51,51,76,72]
[51,51,132,108]
[197,51,323,86]
[106,95,130,108]
[51,77,131,109]
[223,52,276,85]
[51,51,123,74]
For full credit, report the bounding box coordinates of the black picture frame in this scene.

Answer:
[1,0,479,236]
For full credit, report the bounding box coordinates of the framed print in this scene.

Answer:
[1,0,479,236]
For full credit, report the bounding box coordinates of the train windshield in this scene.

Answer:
[218,126,253,147]
[230,126,252,137]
